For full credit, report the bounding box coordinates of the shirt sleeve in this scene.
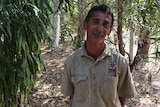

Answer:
[61,59,74,97]
[117,58,137,98]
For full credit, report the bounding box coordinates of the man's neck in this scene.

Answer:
[85,42,105,60]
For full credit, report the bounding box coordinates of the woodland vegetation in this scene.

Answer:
[0,0,160,106]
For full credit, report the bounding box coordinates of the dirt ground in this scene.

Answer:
[28,43,160,107]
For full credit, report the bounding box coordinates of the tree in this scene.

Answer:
[117,0,125,56]
[0,0,52,106]
[76,0,86,48]
[52,0,60,47]
[128,0,159,70]
[129,29,134,63]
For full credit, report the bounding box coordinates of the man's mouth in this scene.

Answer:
[93,32,103,38]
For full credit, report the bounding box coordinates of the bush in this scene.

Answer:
[0,1,52,106]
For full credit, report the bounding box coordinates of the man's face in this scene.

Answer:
[84,11,112,44]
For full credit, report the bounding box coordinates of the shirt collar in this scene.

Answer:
[80,42,112,57]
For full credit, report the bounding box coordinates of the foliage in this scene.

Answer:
[122,0,160,66]
[0,0,52,106]
[59,0,77,45]
[123,0,160,35]
[59,0,100,46]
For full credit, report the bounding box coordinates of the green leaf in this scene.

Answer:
[0,24,8,38]
[27,53,36,83]
[150,37,160,41]
[45,1,53,13]
[7,64,15,89]
[4,16,12,40]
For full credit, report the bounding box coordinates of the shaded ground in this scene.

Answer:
[28,43,160,107]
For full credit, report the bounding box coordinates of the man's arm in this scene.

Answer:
[119,97,126,107]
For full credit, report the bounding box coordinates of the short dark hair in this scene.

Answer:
[85,4,114,27]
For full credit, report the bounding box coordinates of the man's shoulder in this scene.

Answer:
[109,48,128,63]
[64,47,82,64]
[109,48,122,57]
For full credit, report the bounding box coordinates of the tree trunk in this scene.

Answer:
[129,30,134,63]
[117,0,125,56]
[130,27,150,71]
[76,0,85,48]
[52,0,60,47]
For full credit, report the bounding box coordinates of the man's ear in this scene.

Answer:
[83,20,87,30]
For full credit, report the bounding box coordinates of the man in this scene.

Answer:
[61,4,136,107]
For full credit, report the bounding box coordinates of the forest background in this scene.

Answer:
[0,0,160,106]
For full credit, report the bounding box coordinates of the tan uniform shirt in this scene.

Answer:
[61,44,136,107]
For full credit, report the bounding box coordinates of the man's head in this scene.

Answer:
[83,4,114,44]
[85,4,114,28]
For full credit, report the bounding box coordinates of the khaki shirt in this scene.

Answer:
[61,43,136,107]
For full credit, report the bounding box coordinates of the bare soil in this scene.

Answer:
[28,43,160,107]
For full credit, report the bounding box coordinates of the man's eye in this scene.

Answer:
[103,23,110,28]
[93,20,99,25]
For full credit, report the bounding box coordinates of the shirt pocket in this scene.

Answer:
[71,76,88,84]
[100,76,118,100]
[71,76,88,91]
[71,75,88,102]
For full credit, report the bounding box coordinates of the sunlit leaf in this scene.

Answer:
[150,37,160,41]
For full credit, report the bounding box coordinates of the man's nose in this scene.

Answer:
[97,24,104,32]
